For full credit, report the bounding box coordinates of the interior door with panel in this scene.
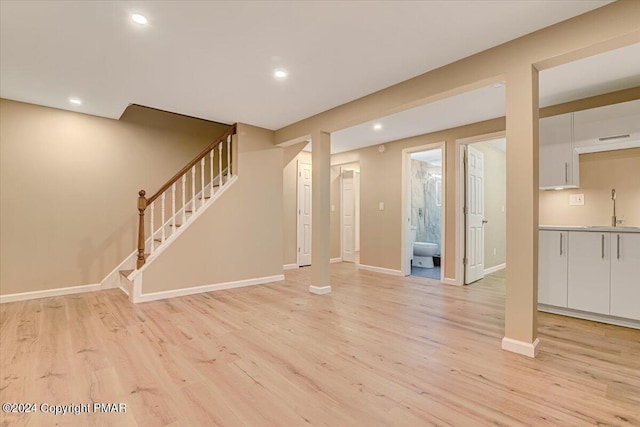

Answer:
[610,232,640,320]
[297,161,312,266]
[538,230,568,307]
[567,231,610,315]
[342,171,356,263]
[465,145,485,284]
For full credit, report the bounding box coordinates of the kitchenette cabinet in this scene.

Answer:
[610,232,640,320]
[567,231,610,315]
[538,230,568,307]
[539,113,579,189]
[538,226,640,327]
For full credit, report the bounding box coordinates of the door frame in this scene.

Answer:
[296,159,312,267]
[400,142,446,279]
[455,131,505,285]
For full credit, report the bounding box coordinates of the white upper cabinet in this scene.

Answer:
[573,99,640,154]
[539,113,579,189]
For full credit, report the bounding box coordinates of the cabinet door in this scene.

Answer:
[573,100,640,142]
[567,232,610,315]
[539,113,577,189]
[610,233,640,320]
[538,230,568,307]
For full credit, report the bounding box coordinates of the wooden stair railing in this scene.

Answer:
[136,124,237,268]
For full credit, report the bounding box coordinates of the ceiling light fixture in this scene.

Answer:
[274,69,288,80]
[131,14,148,25]
[69,98,82,105]
[373,123,383,131]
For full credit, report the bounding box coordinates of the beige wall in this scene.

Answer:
[472,141,506,269]
[0,99,229,295]
[540,148,640,227]
[141,124,283,293]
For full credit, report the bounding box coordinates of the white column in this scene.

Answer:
[310,130,332,295]
[503,64,540,358]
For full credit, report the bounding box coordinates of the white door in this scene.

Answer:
[342,171,355,262]
[298,161,312,266]
[465,145,485,284]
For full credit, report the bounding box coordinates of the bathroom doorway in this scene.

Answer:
[401,143,445,280]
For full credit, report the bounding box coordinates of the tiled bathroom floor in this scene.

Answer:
[411,266,441,280]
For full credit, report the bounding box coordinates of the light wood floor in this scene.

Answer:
[1,264,639,426]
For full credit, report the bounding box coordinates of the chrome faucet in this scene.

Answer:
[611,189,617,227]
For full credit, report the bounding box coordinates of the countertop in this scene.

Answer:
[539,225,640,233]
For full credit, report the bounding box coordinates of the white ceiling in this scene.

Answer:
[0,1,612,131]
[330,43,640,154]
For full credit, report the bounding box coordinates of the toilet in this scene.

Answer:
[410,226,438,268]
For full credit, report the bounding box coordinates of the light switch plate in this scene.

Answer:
[331,205,335,212]
[569,194,584,206]
[379,202,385,211]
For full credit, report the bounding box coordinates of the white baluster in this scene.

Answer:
[218,143,223,187]
[150,202,155,255]
[227,135,232,178]
[181,175,186,225]
[191,165,196,213]
[171,183,176,235]
[161,192,166,243]
[210,150,214,198]
[200,157,205,208]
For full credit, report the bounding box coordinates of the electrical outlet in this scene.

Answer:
[331,205,335,212]
[493,248,497,255]
[379,202,385,211]
[569,194,584,206]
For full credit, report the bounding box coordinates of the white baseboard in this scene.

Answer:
[309,285,332,295]
[330,258,342,264]
[501,337,540,358]
[283,263,298,270]
[358,264,403,276]
[134,274,285,303]
[538,304,640,329]
[0,283,102,304]
[442,277,462,286]
[484,263,506,275]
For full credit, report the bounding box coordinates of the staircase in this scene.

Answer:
[103,124,238,302]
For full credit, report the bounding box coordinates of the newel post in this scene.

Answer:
[136,190,147,269]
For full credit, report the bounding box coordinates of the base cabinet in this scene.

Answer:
[610,233,640,320]
[538,230,568,307]
[567,232,610,315]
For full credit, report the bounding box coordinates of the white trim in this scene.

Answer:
[442,277,462,286]
[484,263,506,275]
[501,337,540,358]
[330,257,342,264]
[0,283,102,304]
[538,304,640,330]
[133,274,285,303]
[400,142,446,279]
[358,264,404,276]
[283,263,299,270]
[276,135,311,148]
[309,285,332,295]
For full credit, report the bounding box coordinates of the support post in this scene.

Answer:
[310,130,332,295]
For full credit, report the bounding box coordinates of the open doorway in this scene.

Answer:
[457,134,506,284]
[402,144,444,280]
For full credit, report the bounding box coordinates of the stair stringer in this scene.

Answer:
[101,175,238,300]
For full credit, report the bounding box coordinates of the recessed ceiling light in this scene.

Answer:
[274,69,288,80]
[131,14,148,25]
[69,98,82,105]
[373,123,383,131]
